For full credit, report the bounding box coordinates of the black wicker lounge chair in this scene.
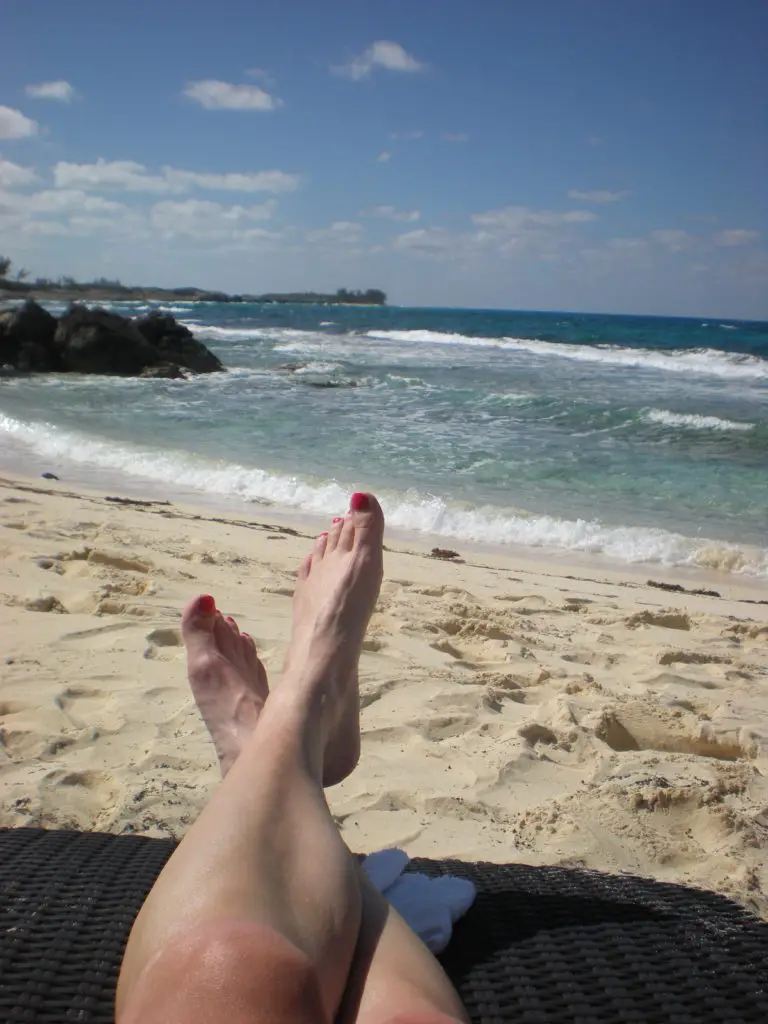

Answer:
[1,827,766,1023]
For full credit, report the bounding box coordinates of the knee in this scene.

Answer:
[122,919,327,1023]
[382,1015,466,1024]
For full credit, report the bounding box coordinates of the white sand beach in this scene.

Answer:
[1,474,766,919]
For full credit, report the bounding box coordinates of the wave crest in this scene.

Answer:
[642,409,756,432]
[365,330,768,381]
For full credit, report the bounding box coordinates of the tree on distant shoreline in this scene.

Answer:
[1,254,386,305]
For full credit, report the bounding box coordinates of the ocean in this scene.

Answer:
[1,302,766,577]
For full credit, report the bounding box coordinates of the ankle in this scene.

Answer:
[239,695,326,786]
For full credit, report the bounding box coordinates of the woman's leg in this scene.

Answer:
[178,598,467,1024]
[117,494,385,1022]
[119,493,467,1024]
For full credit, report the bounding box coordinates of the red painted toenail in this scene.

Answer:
[332,517,343,523]
[199,594,215,613]
[319,531,328,537]
[350,492,370,511]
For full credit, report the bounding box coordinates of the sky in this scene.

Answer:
[1,0,766,318]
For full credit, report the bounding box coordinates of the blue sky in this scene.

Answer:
[1,0,766,317]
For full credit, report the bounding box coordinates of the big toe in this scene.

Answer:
[181,594,217,654]
[347,492,385,546]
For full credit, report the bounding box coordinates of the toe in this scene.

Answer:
[297,552,312,580]
[340,492,384,552]
[313,532,329,559]
[225,615,240,634]
[214,612,243,664]
[349,492,384,532]
[241,632,269,700]
[326,520,343,552]
[240,630,258,671]
[181,594,217,655]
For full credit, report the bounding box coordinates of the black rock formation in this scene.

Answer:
[0,300,223,377]
[135,312,222,373]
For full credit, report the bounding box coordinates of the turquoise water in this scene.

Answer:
[1,302,766,575]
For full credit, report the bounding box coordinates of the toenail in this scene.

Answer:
[350,492,370,511]
[332,517,343,523]
[199,595,216,613]
[319,531,328,537]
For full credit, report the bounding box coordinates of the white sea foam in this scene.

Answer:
[643,409,756,432]
[293,362,342,375]
[365,330,768,381]
[1,412,765,578]
[190,325,269,340]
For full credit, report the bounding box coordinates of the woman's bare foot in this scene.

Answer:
[282,492,384,782]
[182,494,383,786]
[181,594,269,777]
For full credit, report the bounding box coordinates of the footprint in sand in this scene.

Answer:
[428,638,477,668]
[55,685,127,734]
[625,609,692,630]
[658,650,730,666]
[23,595,68,614]
[88,549,152,574]
[593,704,754,761]
[518,722,559,747]
[38,768,121,829]
[144,626,183,660]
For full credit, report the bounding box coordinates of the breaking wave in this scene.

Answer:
[365,330,768,380]
[1,413,765,577]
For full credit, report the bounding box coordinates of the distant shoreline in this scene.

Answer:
[0,284,387,307]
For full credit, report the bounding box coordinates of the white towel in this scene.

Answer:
[361,848,476,953]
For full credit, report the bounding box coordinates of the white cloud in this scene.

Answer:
[183,80,281,111]
[0,158,37,188]
[161,167,299,193]
[334,41,425,81]
[364,205,420,223]
[0,188,125,215]
[393,227,452,250]
[648,229,691,252]
[376,151,392,163]
[27,190,126,214]
[391,130,423,140]
[472,206,597,230]
[389,206,599,264]
[712,229,759,247]
[567,189,630,203]
[306,221,363,245]
[67,212,148,238]
[54,159,168,192]
[150,199,275,238]
[0,186,143,241]
[53,158,299,194]
[25,80,76,103]
[0,106,39,140]
[392,227,460,260]
[442,132,468,143]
